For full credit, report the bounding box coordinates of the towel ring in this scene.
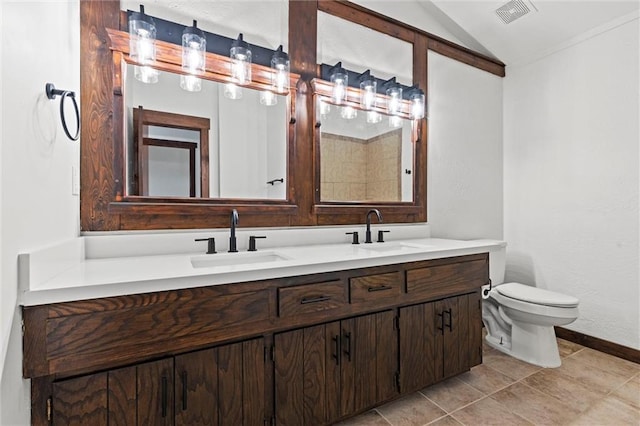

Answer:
[45,83,80,141]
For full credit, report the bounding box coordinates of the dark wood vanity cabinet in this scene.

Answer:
[24,253,489,425]
[274,311,397,425]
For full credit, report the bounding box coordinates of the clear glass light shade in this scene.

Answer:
[129,10,158,83]
[271,46,290,93]
[389,115,403,128]
[180,75,201,92]
[386,86,403,115]
[359,80,377,110]
[331,72,348,105]
[319,100,331,117]
[134,66,159,84]
[340,106,357,120]
[224,83,243,100]
[409,92,426,119]
[181,23,206,92]
[366,111,382,124]
[260,90,278,106]
[230,34,252,85]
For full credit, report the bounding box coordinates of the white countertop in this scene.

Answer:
[19,234,505,306]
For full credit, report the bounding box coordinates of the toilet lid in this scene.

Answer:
[496,283,579,307]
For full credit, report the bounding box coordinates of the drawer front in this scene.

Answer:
[407,257,488,300]
[350,272,402,304]
[278,280,346,317]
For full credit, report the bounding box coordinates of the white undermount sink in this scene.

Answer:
[357,241,429,252]
[190,251,288,268]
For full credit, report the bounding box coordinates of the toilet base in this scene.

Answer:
[485,320,561,368]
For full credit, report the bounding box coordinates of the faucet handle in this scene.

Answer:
[195,237,217,254]
[377,230,390,243]
[248,235,267,252]
[346,231,360,245]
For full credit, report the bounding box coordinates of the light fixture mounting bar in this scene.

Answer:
[125,9,281,68]
[320,63,415,100]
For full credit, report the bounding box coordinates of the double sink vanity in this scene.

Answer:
[20,225,502,425]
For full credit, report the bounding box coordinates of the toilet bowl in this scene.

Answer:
[482,245,579,368]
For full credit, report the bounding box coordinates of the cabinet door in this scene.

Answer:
[341,311,397,418]
[52,373,108,425]
[399,303,438,393]
[175,348,217,425]
[218,338,265,426]
[436,295,471,380]
[138,358,174,425]
[274,322,341,425]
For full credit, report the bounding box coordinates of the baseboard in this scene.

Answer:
[555,326,640,364]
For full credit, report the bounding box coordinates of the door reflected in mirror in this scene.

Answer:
[125,64,288,200]
[319,101,414,203]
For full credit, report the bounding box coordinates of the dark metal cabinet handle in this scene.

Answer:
[445,309,453,332]
[343,331,352,362]
[367,285,392,293]
[181,371,188,411]
[437,312,445,335]
[161,376,168,418]
[300,295,331,304]
[332,335,341,366]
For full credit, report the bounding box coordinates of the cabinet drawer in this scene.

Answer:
[406,257,488,300]
[350,272,402,304]
[278,280,346,317]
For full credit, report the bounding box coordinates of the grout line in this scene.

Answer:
[373,408,393,426]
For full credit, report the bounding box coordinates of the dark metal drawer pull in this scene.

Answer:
[300,295,331,304]
[161,376,168,418]
[367,285,393,293]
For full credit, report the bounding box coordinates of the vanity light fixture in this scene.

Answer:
[128,5,158,83]
[224,83,243,100]
[407,85,426,119]
[260,90,277,106]
[383,77,403,116]
[366,110,382,124]
[271,45,290,94]
[358,70,377,110]
[329,62,348,105]
[230,33,252,85]
[389,114,403,128]
[180,20,206,92]
[340,105,357,120]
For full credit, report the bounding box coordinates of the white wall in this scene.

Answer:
[1,1,81,424]
[427,51,504,240]
[503,17,640,349]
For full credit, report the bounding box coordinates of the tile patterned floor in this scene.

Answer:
[336,338,640,425]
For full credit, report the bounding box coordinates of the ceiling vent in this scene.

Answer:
[496,0,537,24]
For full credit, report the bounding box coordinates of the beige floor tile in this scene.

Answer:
[334,410,391,426]
[557,338,584,358]
[427,415,463,425]
[420,377,484,413]
[377,392,446,426]
[569,347,640,379]
[450,396,533,426]
[490,382,581,425]
[555,354,632,394]
[483,353,542,381]
[457,364,515,395]
[569,396,640,426]
[522,368,604,412]
[611,376,640,409]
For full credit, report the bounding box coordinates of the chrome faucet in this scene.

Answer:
[229,209,239,252]
[365,209,383,243]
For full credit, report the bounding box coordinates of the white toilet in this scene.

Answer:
[482,244,579,368]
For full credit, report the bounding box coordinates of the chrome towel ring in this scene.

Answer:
[45,83,80,141]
